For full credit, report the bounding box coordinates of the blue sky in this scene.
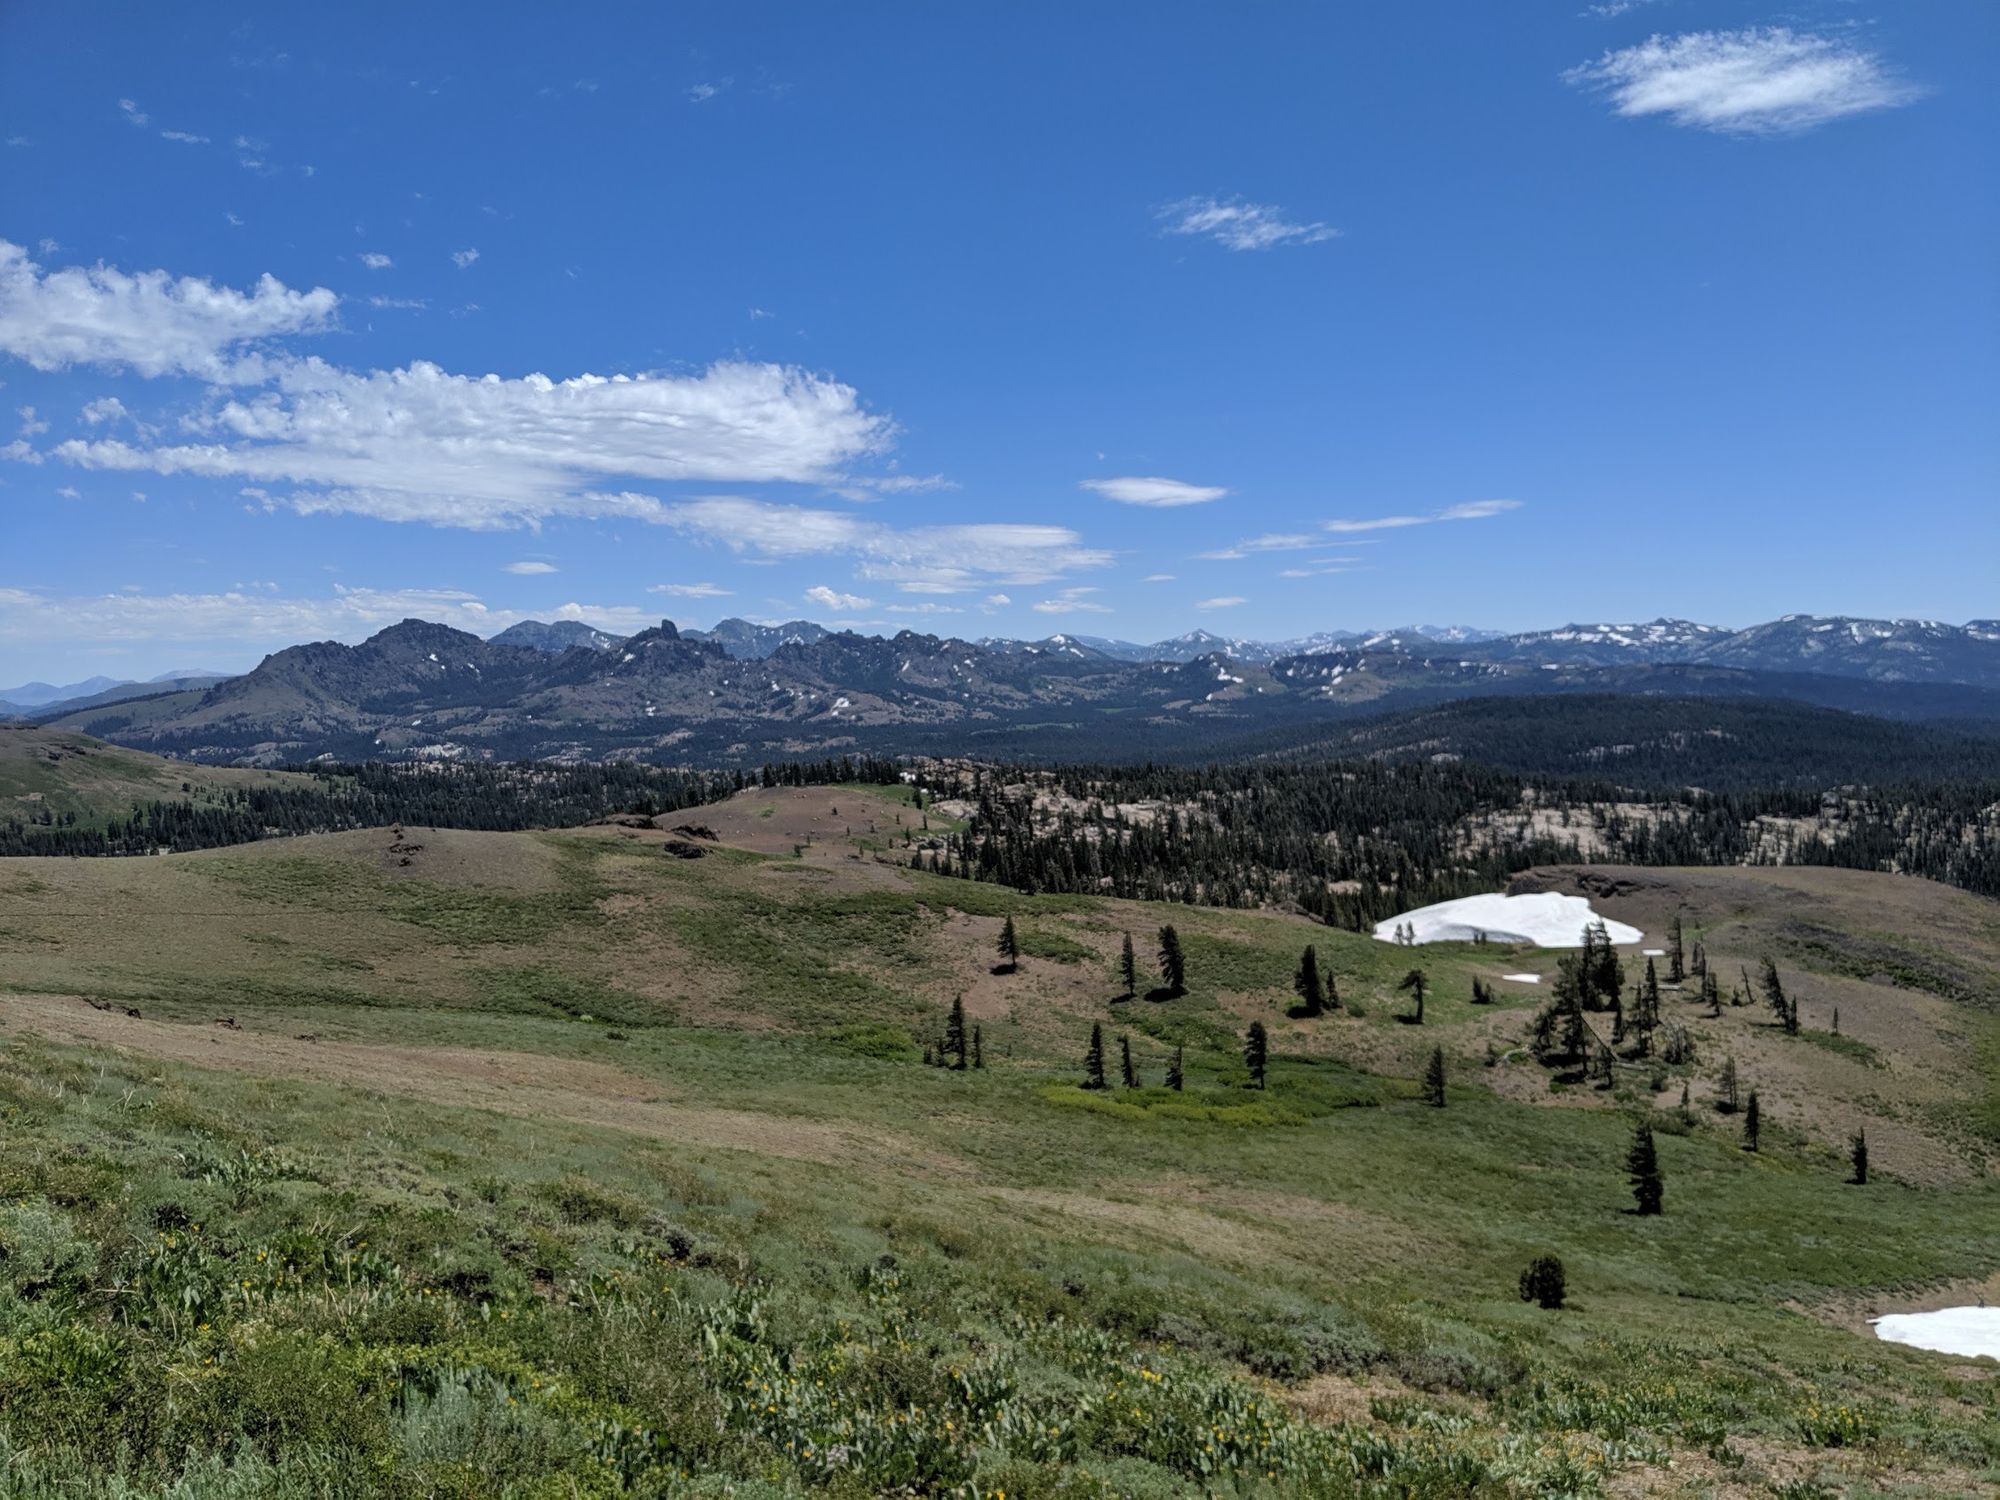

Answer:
[2,2,1994,682]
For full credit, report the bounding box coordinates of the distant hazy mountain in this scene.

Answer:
[3,673,231,721]
[0,675,124,706]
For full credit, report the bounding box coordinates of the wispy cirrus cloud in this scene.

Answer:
[503,560,557,574]
[359,252,393,270]
[1196,596,1247,611]
[1196,532,1319,561]
[1157,196,1339,252]
[1081,475,1226,508]
[1566,28,1920,135]
[1032,587,1111,616]
[650,581,733,599]
[1323,499,1521,534]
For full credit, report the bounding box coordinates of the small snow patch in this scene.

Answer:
[1501,973,1542,984]
[1873,1308,2000,1360]
[1642,948,1665,957]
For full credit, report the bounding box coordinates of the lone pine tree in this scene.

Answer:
[997,916,1020,973]
[1626,1122,1664,1216]
[1717,1055,1739,1114]
[1667,913,1685,983]
[1244,1021,1268,1089]
[1518,1255,1566,1310]
[945,993,969,1070]
[1398,967,1429,1025]
[1743,1089,1762,1152]
[1157,925,1187,996]
[1167,1044,1184,1092]
[1849,1127,1869,1185]
[1119,932,1137,996]
[1423,1046,1447,1108]
[1083,1023,1107,1091]
[1120,1035,1138,1089]
[1293,944,1325,1016]
[972,1024,984,1070]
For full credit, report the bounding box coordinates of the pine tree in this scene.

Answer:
[1398,967,1429,1025]
[1423,1046,1446,1107]
[1244,1021,1268,1089]
[1691,938,1707,979]
[1760,958,1797,1035]
[1518,1254,1566,1310]
[1157,925,1187,996]
[997,916,1020,973]
[1083,1023,1106,1091]
[1667,913,1685,984]
[1120,1035,1138,1089]
[972,1024,984,1070]
[1119,932,1137,996]
[1325,968,1341,1011]
[1717,1056,1739,1114]
[1849,1128,1868,1185]
[1679,1080,1692,1125]
[1743,1089,1761,1152]
[1831,1006,1840,1037]
[1167,1044,1184,1092]
[1293,944,1325,1016]
[1626,1123,1663,1215]
[1701,969,1721,1016]
[945,993,969,1071]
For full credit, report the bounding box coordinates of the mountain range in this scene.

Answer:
[15,612,2000,767]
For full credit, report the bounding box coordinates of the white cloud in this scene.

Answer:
[1196,596,1247,611]
[1324,499,1521,534]
[1081,475,1226,508]
[37,238,58,255]
[366,295,426,311]
[806,584,873,612]
[650,581,734,599]
[688,80,729,103]
[16,406,48,437]
[451,248,480,268]
[160,130,210,144]
[1032,587,1111,616]
[117,99,150,127]
[360,252,393,270]
[52,361,891,529]
[56,484,80,500]
[1142,573,1175,583]
[885,602,961,615]
[664,497,1110,594]
[81,397,129,429]
[1566,29,1920,135]
[0,239,336,379]
[1157,196,1339,252]
[503,560,558,574]
[1197,531,1317,560]
[0,584,662,656]
[983,593,1011,606]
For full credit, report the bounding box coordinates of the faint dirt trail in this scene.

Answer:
[2,993,954,1172]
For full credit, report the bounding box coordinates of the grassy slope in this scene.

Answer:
[0,726,290,827]
[1,783,1995,1497]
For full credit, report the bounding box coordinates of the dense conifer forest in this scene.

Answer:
[904,760,2000,921]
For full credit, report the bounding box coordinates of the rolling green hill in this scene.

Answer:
[2,785,1994,1496]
